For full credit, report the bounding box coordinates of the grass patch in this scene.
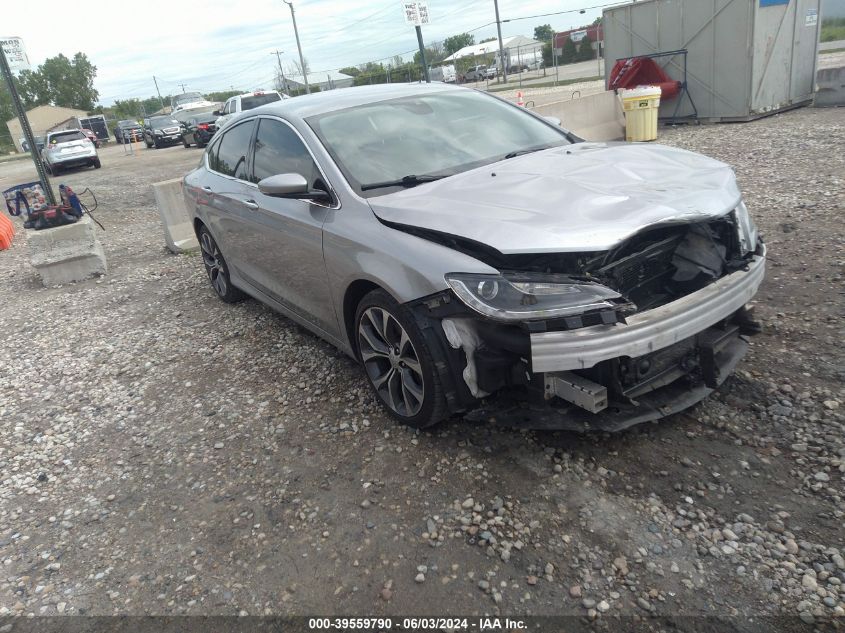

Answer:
[820,47,845,55]
[486,75,604,93]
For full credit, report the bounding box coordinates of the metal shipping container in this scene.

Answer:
[603,0,822,122]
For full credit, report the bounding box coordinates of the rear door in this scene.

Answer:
[201,119,257,278]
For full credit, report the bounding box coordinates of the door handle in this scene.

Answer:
[202,186,213,193]
[244,199,259,210]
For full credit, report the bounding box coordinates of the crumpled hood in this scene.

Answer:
[368,142,741,254]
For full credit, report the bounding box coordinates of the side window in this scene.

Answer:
[250,118,319,187]
[224,100,233,114]
[214,120,254,180]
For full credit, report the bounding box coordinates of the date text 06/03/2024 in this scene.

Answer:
[307,617,528,630]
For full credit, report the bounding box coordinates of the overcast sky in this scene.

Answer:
[5,0,613,105]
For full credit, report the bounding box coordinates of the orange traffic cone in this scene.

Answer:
[516,91,525,107]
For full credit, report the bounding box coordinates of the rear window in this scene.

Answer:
[241,93,282,110]
[50,131,86,144]
[119,120,140,127]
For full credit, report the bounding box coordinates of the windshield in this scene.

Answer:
[49,131,86,144]
[119,120,140,128]
[150,117,180,128]
[308,90,570,196]
[242,93,282,110]
[172,92,205,107]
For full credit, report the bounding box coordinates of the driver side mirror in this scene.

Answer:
[213,110,222,116]
[258,173,332,203]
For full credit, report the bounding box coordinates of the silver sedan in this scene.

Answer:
[182,83,765,431]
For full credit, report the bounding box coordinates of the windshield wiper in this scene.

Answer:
[360,174,445,192]
[503,147,548,159]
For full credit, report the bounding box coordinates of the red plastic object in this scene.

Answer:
[0,213,14,250]
[608,57,682,100]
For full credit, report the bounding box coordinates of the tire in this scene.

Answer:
[51,163,62,176]
[198,226,245,304]
[183,138,191,148]
[197,140,206,149]
[92,157,101,169]
[153,141,160,149]
[354,289,447,428]
[146,140,153,148]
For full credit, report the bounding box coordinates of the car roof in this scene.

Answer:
[246,82,462,120]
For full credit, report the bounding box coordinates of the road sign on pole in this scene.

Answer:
[402,1,430,25]
[402,2,431,83]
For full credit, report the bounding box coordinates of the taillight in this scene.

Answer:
[197,123,209,130]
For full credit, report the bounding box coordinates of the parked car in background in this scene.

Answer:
[181,113,218,148]
[41,129,100,175]
[464,65,488,81]
[142,115,184,149]
[214,90,287,130]
[182,83,765,431]
[80,128,101,148]
[20,135,46,153]
[114,120,143,144]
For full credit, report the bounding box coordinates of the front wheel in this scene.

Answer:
[355,290,447,428]
[92,157,101,169]
[198,226,245,303]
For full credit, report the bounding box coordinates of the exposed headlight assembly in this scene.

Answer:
[446,273,624,322]
[734,201,759,255]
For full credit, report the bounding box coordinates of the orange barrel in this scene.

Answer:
[0,213,15,250]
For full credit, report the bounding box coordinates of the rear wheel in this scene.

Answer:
[198,226,245,303]
[92,157,101,169]
[355,290,447,428]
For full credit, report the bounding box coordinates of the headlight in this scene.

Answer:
[154,129,163,135]
[734,201,759,255]
[446,273,624,322]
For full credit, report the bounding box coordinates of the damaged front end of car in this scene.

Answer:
[402,204,765,432]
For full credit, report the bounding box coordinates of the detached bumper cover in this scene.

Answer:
[530,247,766,373]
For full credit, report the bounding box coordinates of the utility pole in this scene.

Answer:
[178,83,187,93]
[283,0,310,94]
[415,26,430,83]
[152,76,165,110]
[271,50,288,93]
[493,0,508,84]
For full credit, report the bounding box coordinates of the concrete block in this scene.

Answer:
[153,178,199,254]
[532,90,626,142]
[814,66,845,107]
[27,215,107,287]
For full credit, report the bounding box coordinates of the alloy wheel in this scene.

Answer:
[358,307,425,417]
[200,231,228,297]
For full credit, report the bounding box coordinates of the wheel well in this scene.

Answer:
[193,218,206,238]
[343,280,381,354]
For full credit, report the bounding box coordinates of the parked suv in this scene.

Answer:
[214,90,287,130]
[41,129,101,175]
[114,120,143,144]
[143,116,184,149]
[464,65,488,81]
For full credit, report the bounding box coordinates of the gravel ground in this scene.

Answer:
[0,107,843,626]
